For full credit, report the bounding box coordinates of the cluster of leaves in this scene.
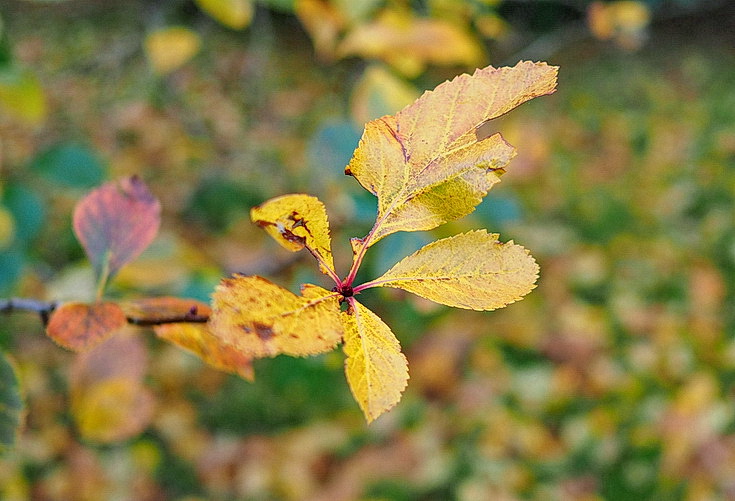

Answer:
[0,62,557,450]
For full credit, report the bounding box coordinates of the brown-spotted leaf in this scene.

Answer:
[346,61,557,246]
[251,194,336,276]
[369,230,539,311]
[70,330,154,443]
[46,302,127,351]
[154,323,254,381]
[209,274,343,359]
[342,299,409,423]
[120,296,211,325]
[73,176,161,281]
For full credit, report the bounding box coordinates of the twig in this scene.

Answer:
[1,298,210,326]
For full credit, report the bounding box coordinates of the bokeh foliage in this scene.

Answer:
[1,0,734,499]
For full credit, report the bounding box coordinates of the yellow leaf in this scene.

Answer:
[0,206,15,249]
[368,230,539,311]
[145,27,201,75]
[72,378,155,443]
[338,9,484,77]
[209,274,343,358]
[346,61,558,247]
[350,64,420,126]
[154,323,254,381]
[295,0,346,60]
[195,0,254,30]
[251,194,336,277]
[342,299,408,423]
[0,67,47,125]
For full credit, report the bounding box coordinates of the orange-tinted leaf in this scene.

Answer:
[347,61,558,247]
[251,194,336,277]
[70,331,154,443]
[46,302,127,351]
[73,176,161,281]
[209,274,343,359]
[154,323,254,381]
[120,296,211,324]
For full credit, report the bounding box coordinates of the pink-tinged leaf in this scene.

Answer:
[46,302,127,352]
[73,176,161,280]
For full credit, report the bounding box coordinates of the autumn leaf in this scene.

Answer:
[0,352,23,454]
[209,275,343,359]
[120,296,211,325]
[195,0,254,30]
[346,61,558,247]
[366,230,539,311]
[70,330,154,443]
[46,302,128,351]
[154,323,254,381]
[342,299,409,423]
[338,9,484,77]
[73,176,161,283]
[251,194,337,278]
[145,27,201,75]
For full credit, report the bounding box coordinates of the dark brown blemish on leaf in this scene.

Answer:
[253,322,274,341]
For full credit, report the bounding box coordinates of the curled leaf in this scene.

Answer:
[120,296,211,325]
[251,194,336,276]
[369,230,539,311]
[342,299,409,423]
[209,275,343,359]
[46,302,127,351]
[155,323,254,381]
[73,176,161,282]
[347,61,558,246]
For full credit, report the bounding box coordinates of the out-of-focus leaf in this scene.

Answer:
[145,27,201,75]
[154,323,254,381]
[0,206,14,250]
[587,1,650,50]
[251,194,336,276]
[342,299,408,423]
[70,331,154,443]
[195,0,254,30]
[0,250,23,294]
[209,274,343,359]
[46,302,127,351]
[0,352,23,454]
[120,296,211,324]
[346,61,558,247]
[0,66,46,125]
[295,0,345,60]
[350,65,420,126]
[338,9,484,77]
[31,143,106,188]
[72,176,161,281]
[369,230,539,311]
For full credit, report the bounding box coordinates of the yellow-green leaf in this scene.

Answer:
[195,0,254,30]
[346,61,558,247]
[342,299,408,423]
[209,275,343,359]
[145,27,201,75]
[251,194,336,277]
[369,230,539,311]
[0,66,47,125]
[154,323,254,381]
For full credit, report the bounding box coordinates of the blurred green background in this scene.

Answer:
[1,0,735,499]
